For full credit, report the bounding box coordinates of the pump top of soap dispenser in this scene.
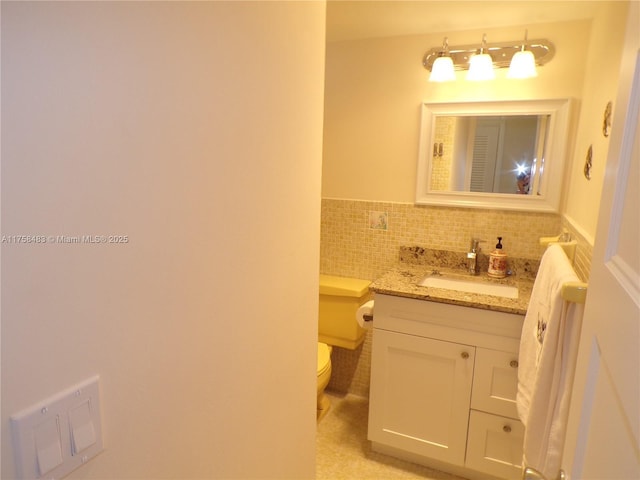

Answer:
[495,237,503,250]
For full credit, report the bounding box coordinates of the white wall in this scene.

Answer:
[1,2,325,478]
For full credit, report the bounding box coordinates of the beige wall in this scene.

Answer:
[322,19,590,203]
[563,1,630,242]
[1,2,325,479]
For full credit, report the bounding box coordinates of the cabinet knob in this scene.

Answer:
[461,351,470,359]
[510,360,519,368]
[503,425,512,433]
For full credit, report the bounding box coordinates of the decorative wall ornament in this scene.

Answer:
[584,145,593,180]
[368,211,388,230]
[602,101,612,137]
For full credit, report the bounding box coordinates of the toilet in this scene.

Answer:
[317,274,371,420]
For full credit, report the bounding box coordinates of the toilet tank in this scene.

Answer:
[319,274,371,350]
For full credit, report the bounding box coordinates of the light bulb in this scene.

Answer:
[508,49,538,78]
[429,56,456,82]
[467,53,495,81]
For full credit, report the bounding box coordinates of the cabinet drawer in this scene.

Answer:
[471,348,519,418]
[466,410,524,480]
[373,294,524,350]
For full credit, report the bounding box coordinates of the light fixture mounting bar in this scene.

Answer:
[423,38,555,72]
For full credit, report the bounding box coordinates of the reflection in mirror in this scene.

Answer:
[416,99,572,212]
[430,114,550,195]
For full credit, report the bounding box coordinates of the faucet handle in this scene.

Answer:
[470,238,486,252]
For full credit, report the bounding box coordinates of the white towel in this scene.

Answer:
[517,244,585,480]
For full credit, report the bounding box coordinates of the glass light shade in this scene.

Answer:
[429,56,456,82]
[466,53,495,81]
[508,50,538,78]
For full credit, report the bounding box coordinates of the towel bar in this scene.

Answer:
[539,235,589,304]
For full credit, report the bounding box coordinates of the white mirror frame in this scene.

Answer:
[415,98,572,212]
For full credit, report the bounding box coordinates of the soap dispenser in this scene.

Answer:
[488,237,508,278]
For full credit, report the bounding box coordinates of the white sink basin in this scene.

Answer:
[418,275,519,299]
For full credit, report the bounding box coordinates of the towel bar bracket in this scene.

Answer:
[523,467,566,480]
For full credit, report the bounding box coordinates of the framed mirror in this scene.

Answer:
[415,99,572,212]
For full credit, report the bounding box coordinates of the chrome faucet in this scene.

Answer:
[467,238,483,275]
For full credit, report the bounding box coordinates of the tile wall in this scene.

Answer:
[562,217,593,282]
[320,198,592,397]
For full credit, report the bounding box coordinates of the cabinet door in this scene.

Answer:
[368,329,474,466]
[471,347,519,418]
[466,410,524,480]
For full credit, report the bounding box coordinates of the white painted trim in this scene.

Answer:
[416,98,573,213]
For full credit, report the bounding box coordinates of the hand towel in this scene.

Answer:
[517,244,585,480]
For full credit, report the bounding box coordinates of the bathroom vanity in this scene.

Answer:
[368,265,532,480]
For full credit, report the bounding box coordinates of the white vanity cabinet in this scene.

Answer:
[368,293,525,480]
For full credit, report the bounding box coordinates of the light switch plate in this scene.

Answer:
[11,375,103,479]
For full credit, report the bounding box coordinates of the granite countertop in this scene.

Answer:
[370,266,532,315]
[370,247,536,315]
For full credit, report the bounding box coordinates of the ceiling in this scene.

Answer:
[326,0,601,42]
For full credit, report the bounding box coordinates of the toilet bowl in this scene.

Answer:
[316,342,332,420]
[316,275,371,420]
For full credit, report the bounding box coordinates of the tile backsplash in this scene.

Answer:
[320,198,562,282]
[320,198,592,397]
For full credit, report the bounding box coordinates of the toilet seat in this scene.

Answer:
[317,342,331,377]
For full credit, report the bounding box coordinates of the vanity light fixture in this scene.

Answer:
[422,32,554,82]
[507,30,538,79]
[428,37,456,82]
[467,34,495,81]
